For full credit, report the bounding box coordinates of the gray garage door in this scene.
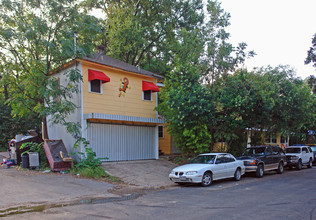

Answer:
[87,123,156,161]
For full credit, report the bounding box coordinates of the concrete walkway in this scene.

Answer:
[0,150,116,210]
[0,168,116,210]
[0,152,178,210]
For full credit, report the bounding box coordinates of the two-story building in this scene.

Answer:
[48,53,165,161]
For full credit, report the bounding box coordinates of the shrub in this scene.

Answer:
[72,138,109,179]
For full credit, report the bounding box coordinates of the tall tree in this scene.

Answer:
[158,29,214,156]
[201,0,255,87]
[157,0,254,154]
[82,0,205,75]
[0,0,101,138]
[212,66,315,152]
[305,33,316,69]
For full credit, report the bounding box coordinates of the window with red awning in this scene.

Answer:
[88,69,110,83]
[142,81,160,92]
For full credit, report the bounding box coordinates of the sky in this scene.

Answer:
[219,0,316,79]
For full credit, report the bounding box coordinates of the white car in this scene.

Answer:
[285,145,314,170]
[169,153,245,186]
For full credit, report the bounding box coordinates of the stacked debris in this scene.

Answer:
[44,139,73,172]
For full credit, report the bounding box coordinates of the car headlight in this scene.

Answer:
[186,171,198,175]
[170,170,175,175]
[244,160,256,165]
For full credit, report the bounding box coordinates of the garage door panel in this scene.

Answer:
[87,123,156,161]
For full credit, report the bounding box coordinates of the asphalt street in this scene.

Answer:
[3,166,316,220]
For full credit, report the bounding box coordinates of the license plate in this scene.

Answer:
[179,176,187,181]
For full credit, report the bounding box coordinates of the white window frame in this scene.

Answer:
[143,90,152,101]
[89,79,103,94]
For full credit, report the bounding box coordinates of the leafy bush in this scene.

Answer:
[72,138,110,179]
[0,102,40,151]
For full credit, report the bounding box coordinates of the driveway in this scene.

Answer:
[0,152,177,212]
[0,151,116,210]
[101,156,178,189]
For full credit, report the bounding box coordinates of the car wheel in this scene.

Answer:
[297,160,302,170]
[234,168,241,181]
[256,164,264,178]
[277,162,284,174]
[307,159,313,168]
[201,172,213,187]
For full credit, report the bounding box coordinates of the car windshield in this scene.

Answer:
[243,147,265,156]
[285,148,301,153]
[189,155,216,164]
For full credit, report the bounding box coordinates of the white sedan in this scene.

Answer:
[169,153,245,186]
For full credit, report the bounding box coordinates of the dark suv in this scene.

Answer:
[237,146,287,178]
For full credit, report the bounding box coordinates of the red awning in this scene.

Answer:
[88,69,110,84]
[142,81,160,92]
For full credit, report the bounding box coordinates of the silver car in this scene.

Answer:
[169,153,245,186]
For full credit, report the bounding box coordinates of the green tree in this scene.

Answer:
[202,0,255,87]
[0,56,41,150]
[157,0,253,154]
[212,66,315,151]
[158,29,214,156]
[0,0,101,138]
[305,33,316,69]
[305,75,316,94]
[82,0,205,75]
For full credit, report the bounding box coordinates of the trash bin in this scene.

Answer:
[21,154,29,168]
[28,152,39,169]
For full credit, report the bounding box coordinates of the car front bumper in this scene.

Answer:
[244,165,258,173]
[287,160,299,166]
[169,173,203,184]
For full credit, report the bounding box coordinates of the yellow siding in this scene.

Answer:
[82,62,158,118]
[159,126,172,154]
[264,132,288,149]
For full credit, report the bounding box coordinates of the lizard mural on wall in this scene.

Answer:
[118,77,130,97]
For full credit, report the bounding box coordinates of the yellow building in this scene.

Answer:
[159,129,289,155]
[48,53,164,161]
[247,131,289,149]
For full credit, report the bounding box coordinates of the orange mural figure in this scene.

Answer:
[119,77,130,97]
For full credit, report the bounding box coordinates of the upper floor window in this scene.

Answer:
[88,69,110,94]
[143,90,152,101]
[89,79,102,94]
[142,81,159,101]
